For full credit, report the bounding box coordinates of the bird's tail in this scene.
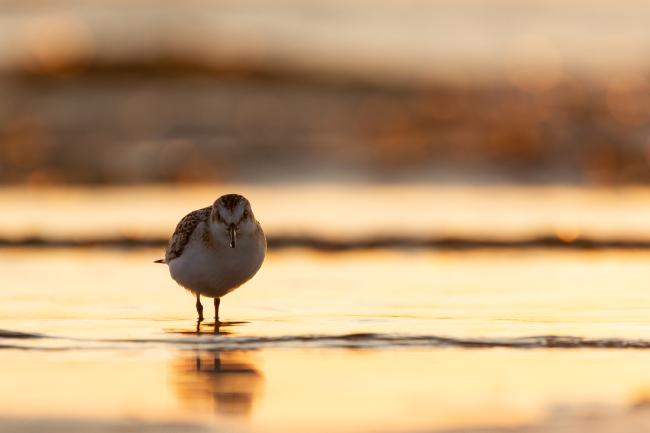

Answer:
[154,259,166,264]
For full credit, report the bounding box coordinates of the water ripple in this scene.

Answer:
[3,329,650,351]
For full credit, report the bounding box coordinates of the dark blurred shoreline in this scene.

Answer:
[2,67,650,186]
[4,234,650,251]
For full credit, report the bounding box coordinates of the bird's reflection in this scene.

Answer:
[196,321,248,335]
[165,321,247,336]
[171,323,263,418]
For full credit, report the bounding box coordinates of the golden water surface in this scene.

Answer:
[2,186,650,433]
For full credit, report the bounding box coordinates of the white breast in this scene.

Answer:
[168,223,266,298]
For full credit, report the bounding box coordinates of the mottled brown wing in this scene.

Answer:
[164,206,211,262]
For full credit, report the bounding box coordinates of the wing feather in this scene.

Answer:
[164,206,211,262]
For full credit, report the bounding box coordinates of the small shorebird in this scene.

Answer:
[155,194,266,322]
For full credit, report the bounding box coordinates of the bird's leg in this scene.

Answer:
[196,294,204,322]
[214,297,221,323]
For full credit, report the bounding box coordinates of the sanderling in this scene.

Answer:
[155,194,266,322]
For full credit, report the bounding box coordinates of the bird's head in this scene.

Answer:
[210,194,255,248]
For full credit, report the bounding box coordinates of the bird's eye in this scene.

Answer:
[243,210,249,219]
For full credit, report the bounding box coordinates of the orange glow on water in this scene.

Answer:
[2,186,650,432]
[4,347,650,433]
[3,185,650,241]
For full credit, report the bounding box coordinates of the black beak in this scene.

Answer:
[228,224,237,248]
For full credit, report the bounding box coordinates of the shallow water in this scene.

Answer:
[3,247,650,432]
[4,248,650,344]
[3,185,650,432]
[5,347,650,433]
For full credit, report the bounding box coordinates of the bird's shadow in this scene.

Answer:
[165,320,249,336]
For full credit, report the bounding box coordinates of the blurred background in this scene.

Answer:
[2,0,650,186]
